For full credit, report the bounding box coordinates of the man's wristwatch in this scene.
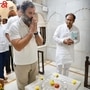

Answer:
[34,32,38,36]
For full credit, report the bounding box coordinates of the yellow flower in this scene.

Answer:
[0,83,4,90]
[0,83,2,87]
[53,73,60,78]
[35,85,40,90]
[49,80,55,86]
[72,80,77,85]
[39,76,44,80]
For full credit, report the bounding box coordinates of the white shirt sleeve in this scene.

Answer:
[9,24,21,40]
[53,26,65,44]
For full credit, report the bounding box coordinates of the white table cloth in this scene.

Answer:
[25,73,81,90]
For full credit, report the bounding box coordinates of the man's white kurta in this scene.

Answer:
[53,23,80,65]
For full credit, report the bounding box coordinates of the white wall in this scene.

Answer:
[46,0,90,72]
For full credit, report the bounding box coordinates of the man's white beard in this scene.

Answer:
[21,15,33,27]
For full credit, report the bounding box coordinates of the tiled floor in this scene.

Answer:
[4,61,90,90]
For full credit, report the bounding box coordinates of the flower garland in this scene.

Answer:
[0,83,4,90]
[0,79,4,90]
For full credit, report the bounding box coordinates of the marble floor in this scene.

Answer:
[4,60,90,90]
